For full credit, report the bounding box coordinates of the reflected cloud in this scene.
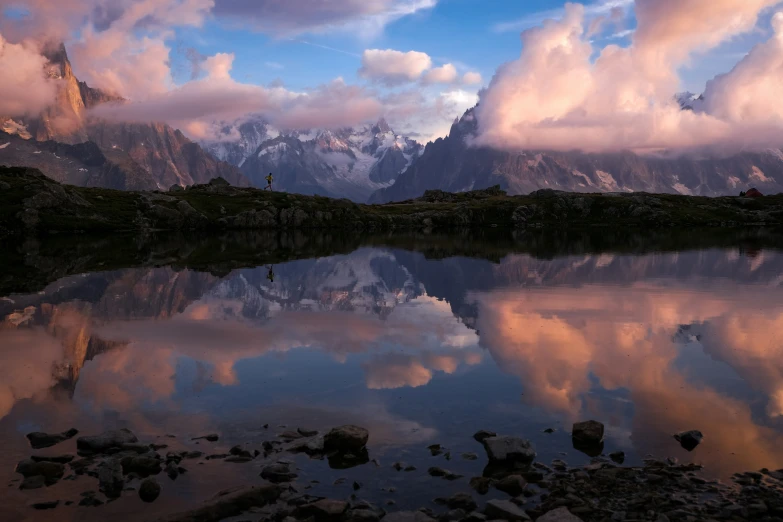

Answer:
[472,282,783,474]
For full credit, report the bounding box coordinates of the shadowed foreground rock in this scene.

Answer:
[4,166,783,238]
[154,484,282,522]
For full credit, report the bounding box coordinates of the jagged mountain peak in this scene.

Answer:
[371,117,393,135]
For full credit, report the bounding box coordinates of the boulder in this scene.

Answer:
[153,485,282,522]
[191,433,219,442]
[484,499,532,521]
[495,475,527,496]
[572,421,604,445]
[121,455,162,476]
[32,500,59,510]
[383,512,437,522]
[139,478,161,503]
[323,425,369,452]
[294,499,349,520]
[443,493,477,511]
[77,428,138,454]
[481,436,536,468]
[609,451,625,464]
[15,459,65,485]
[26,428,78,449]
[473,430,497,443]
[97,459,124,498]
[19,476,46,490]
[470,476,493,495]
[674,430,704,451]
[537,507,585,521]
[31,454,74,464]
[260,463,297,483]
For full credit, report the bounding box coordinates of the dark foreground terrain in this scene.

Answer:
[2,166,783,238]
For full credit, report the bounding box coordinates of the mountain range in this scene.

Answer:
[2,42,782,201]
[206,117,423,201]
[368,107,783,203]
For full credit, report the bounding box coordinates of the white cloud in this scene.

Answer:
[461,71,483,85]
[359,48,433,85]
[422,63,458,84]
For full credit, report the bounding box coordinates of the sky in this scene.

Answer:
[1,0,783,151]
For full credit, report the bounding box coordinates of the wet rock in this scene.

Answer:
[19,476,46,490]
[120,443,153,454]
[464,512,487,522]
[404,465,417,472]
[150,443,168,451]
[470,476,493,495]
[77,429,138,454]
[481,436,536,468]
[544,428,556,434]
[383,511,436,522]
[473,430,497,443]
[69,458,93,475]
[79,494,104,507]
[443,493,478,511]
[181,451,203,459]
[32,500,59,510]
[30,455,74,464]
[260,463,297,483]
[154,484,282,522]
[328,448,370,469]
[15,459,65,485]
[165,461,179,480]
[484,499,532,521]
[97,459,124,498]
[139,478,161,503]
[440,508,467,521]
[287,435,325,455]
[191,433,219,442]
[674,430,703,451]
[294,499,349,520]
[26,428,78,449]
[225,455,254,463]
[609,451,626,464]
[393,462,405,471]
[572,421,604,445]
[496,475,527,496]
[428,444,443,456]
[537,507,584,521]
[279,431,303,441]
[462,453,479,461]
[353,481,362,491]
[324,425,369,452]
[121,456,162,476]
[206,454,230,460]
[427,466,459,479]
[298,428,318,437]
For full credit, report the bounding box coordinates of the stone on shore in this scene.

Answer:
[139,478,161,503]
[97,459,124,498]
[191,433,219,442]
[77,428,138,454]
[495,475,527,496]
[152,484,282,522]
[571,421,604,445]
[15,459,65,485]
[260,463,297,483]
[481,436,536,468]
[31,454,74,464]
[294,499,349,519]
[473,430,497,443]
[26,428,78,449]
[121,455,162,476]
[484,499,532,521]
[323,425,369,453]
[383,512,436,522]
[537,507,584,521]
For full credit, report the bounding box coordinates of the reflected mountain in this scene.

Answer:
[2,234,783,482]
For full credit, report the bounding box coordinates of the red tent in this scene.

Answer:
[745,188,763,198]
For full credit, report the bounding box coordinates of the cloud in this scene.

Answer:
[475,0,783,154]
[493,0,633,33]
[359,48,433,85]
[461,71,483,85]
[382,87,480,143]
[422,63,458,84]
[0,33,57,116]
[212,0,437,37]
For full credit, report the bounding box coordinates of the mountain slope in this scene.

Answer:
[370,108,783,203]
[208,117,422,201]
[1,43,249,190]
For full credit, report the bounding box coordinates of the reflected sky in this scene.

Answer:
[2,245,783,518]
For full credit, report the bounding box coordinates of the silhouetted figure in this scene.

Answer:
[264,173,273,191]
[266,265,275,283]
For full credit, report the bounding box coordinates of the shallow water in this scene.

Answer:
[2,232,783,520]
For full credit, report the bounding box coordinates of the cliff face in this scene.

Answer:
[1,43,249,190]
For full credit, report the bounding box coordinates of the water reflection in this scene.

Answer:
[2,241,783,517]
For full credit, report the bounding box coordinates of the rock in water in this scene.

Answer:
[572,421,604,445]
[139,478,161,503]
[191,433,219,442]
[473,430,497,443]
[121,456,162,476]
[481,436,536,468]
[19,476,46,490]
[30,455,74,464]
[97,459,124,498]
[383,512,437,522]
[484,499,531,521]
[609,451,626,464]
[15,459,65,485]
[324,425,369,452]
[26,428,79,449]
[495,475,527,496]
[537,507,585,521]
[260,463,297,483]
[674,430,704,451]
[32,500,59,510]
[77,429,138,454]
[294,499,349,519]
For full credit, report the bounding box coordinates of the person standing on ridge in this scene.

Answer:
[266,265,275,283]
[264,172,273,191]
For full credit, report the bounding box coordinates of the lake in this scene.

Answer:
[1,230,782,521]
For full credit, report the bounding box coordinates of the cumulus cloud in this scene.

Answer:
[360,49,433,85]
[461,71,483,86]
[422,63,458,84]
[475,0,783,154]
[212,0,437,37]
[0,34,57,116]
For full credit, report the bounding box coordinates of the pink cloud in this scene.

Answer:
[359,48,433,85]
[474,0,783,154]
[0,34,57,116]
[422,63,458,84]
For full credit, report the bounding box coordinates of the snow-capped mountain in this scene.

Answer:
[675,91,706,112]
[205,118,423,202]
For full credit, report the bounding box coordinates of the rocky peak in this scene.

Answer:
[371,118,392,135]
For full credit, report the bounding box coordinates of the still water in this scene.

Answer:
[1,232,782,520]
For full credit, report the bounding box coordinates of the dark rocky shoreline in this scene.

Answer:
[3,166,783,239]
[12,422,783,522]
